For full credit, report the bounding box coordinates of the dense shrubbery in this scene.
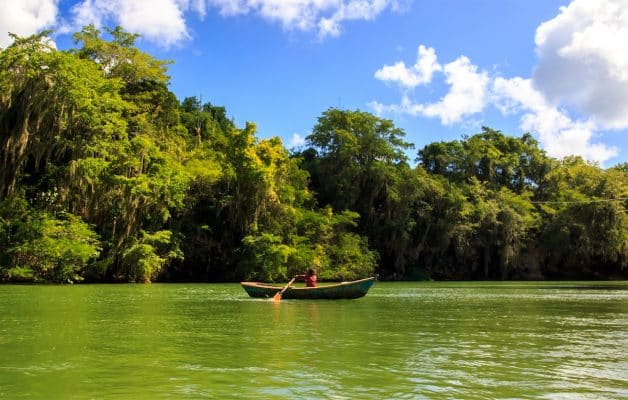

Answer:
[0,28,626,282]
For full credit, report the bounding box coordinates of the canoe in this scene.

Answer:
[240,277,376,300]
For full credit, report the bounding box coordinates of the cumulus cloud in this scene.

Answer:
[421,56,489,124]
[533,0,628,130]
[371,0,625,165]
[372,49,618,163]
[493,77,617,162]
[317,0,401,38]
[67,0,189,47]
[3,0,399,48]
[289,133,306,148]
[371,51,489,125]
[207,0,402,38]
[374,45,441,89]
[0,0,59,48]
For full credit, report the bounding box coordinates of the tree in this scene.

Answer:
[0,32,126,199]
[0,197,100,283]
[418,128,550,192]
[301,108,414,277]
[536,157,627,277]
[2,27,625,283]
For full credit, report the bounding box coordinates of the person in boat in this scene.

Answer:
[295,268,317,287]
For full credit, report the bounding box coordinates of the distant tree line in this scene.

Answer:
[1,27,626,283]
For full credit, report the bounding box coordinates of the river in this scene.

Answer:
[0,281,626,399]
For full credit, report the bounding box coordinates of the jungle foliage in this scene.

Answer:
[1,28,626,282]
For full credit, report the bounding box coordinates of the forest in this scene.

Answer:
[1,27,626,283]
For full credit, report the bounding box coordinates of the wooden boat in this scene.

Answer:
[240,277,376,300]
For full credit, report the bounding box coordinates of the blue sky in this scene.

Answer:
[1,0,627,166]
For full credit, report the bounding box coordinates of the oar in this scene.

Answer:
[273,277,297,301]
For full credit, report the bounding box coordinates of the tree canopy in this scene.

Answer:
[1,28,625,283]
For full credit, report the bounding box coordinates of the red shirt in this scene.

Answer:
[305,274,317,287]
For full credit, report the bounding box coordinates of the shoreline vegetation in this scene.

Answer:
[1,27,626,284]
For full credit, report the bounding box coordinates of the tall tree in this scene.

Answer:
[536,157,628,277]
[0,32,126,199]
[301,108,415,277]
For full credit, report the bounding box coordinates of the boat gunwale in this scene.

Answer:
[240,276,376,291]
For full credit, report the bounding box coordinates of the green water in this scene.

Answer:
[0,282,626,399]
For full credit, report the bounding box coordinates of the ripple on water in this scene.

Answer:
[0,282,626,399]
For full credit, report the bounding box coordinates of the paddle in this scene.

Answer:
[273,277,297,301]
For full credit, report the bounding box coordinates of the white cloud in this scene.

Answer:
[207,0,401,38]
[317,0,397,38]
[205,0,250,16]
[533,0,628,130]
[372,50,489,125]
[374,45,441,89]
[68,0,189,47]
[289,133,306,148]
[3,0,398,48]
[371,1,625,165]
[188,0,208,18]
[421,56,489,125]
[493,77,617,163]
[0,0,58,48]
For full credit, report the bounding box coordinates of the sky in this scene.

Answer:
[1,0,627,167]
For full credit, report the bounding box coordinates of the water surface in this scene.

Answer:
[0,282,626,399]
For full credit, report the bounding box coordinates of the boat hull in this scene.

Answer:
[240,277,376,300]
